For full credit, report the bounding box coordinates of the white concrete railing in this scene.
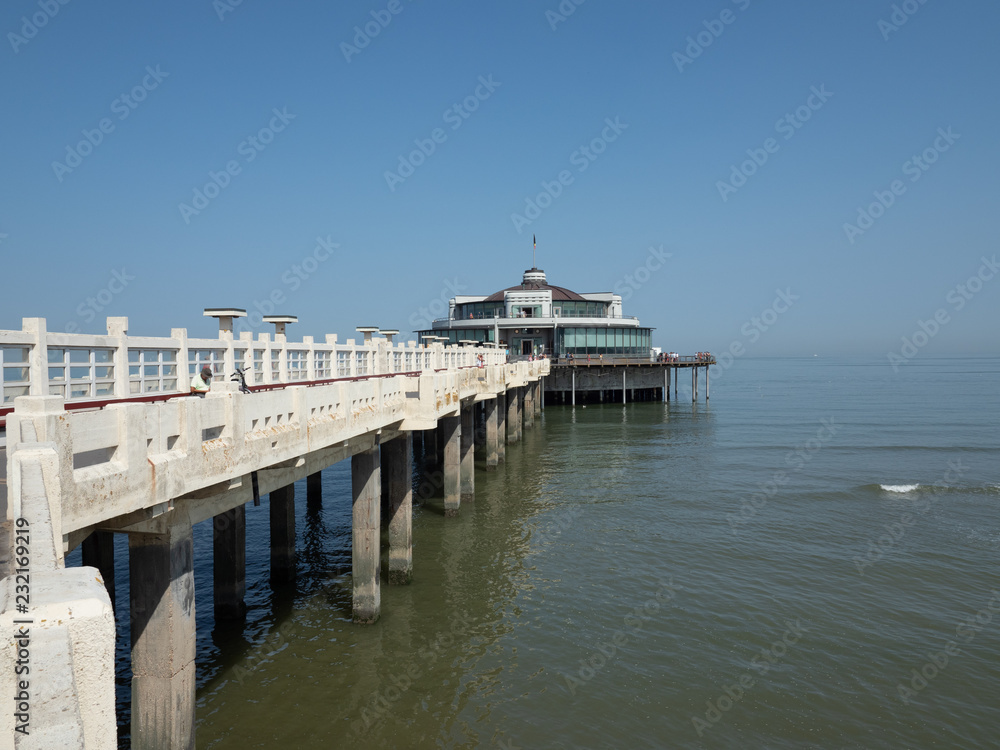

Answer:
[0,317,509,415]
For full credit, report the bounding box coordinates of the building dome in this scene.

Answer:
[483,268,586,302]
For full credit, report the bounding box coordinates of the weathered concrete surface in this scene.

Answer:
[213,505,246,620]
[351,447,380,622]
[269,484,296,583]
[0,567,116,749]
[382,434,412,585]
[484,398,498,471]
[129,515,196,750]
[441,415,461,517]
[460,403,475,503]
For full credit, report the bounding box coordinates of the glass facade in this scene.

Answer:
[455,302,505,320]
[553,301,611,318]
[555,327,651,356]
[416,328,495,345]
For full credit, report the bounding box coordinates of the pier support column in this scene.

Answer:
[82,529,116,610]
[507,388,518,445]
[692,367,697,402]
[213,505,246,620]
[537,379,544,413]
[485,397,499,471]
[525,385,534,429]
[269,484,296,583]
[352,446,381,622]
[424,427,439,465]
[307,471,322,509]
[496,391,506,463]
[674,366,678,398]
[623,370,627,404]
[663,368,668,403]
[706,366,710,401]
[460,402,475,502]
[441,414,461,516]
[382,434,412,585]
[572,369,575,406]
[517,388,524,441]
[130,517,196,750]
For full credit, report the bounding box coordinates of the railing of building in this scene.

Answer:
[0,317,508,424]
[432,314,641,324]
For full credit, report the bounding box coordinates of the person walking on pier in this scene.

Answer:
[191,366,213,395]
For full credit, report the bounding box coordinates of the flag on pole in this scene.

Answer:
[533,234,536,249]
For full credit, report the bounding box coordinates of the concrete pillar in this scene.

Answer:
[516,388,524,441]
[692,367,697,402]
[352,446,381,622]
[460,403,475,502]
[525,385,534,429]
[441,414,461,517]
[382,434,412,585]
[424,427,439,465]
[622,370,627,404]
[307,471,322,509]
[663,368,668,402]
[674,366,678,397]
[82,529,116,610]
[506,388,518,445]
[129,518,196,750]
[537,379,544,412]
[572,369,575,405]
[269,484,296,583]
[485,397,499,471]
[213,505,246,620]
[706,365,710,401]
[496,391,506,463]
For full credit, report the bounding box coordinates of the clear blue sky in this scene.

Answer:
[2,0,998,357]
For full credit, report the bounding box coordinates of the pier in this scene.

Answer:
[0,313,546,748]
[544,355,715,405]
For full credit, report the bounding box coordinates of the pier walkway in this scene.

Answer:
[0,315,547,748]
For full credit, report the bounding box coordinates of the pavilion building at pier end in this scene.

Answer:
[416,267,653,359]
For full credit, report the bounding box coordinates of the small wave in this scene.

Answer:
[879,484,920,493]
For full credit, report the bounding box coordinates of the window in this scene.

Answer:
[287,349,307,381]
[1,346,31,404]
[128,349,179,394]
[336,351,351,377]
[48,348,115,400]
[315,351,332,379]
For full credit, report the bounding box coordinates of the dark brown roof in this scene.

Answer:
[484,282,586,302]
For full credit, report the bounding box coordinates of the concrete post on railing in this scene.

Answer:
[22,317,48,397]
[303,335,316,381]
[259,333,273,385]
[172,328,191,393]
[238,331,254,385]
[107,317,129,399]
